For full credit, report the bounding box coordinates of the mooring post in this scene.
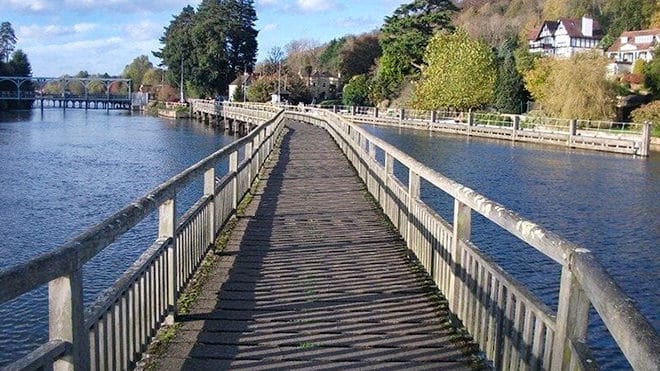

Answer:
[49,268,89,371]
[569,119,577,147]
[431,110,437,124]
[374,107,379,119]
[399,108,405,124]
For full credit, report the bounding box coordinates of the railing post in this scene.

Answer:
[639,121,651,157]
[449,199,471,314]
[399,108,405,123]
[374,107,379,118]
[351,106,356,116]
[204,167,216,239]
[552,264,590,370]
[49,269,89,371]
[407,169,420,246]
[160,198,177,323]
[230,150,239,211]
[569,119,577,147]
[467,111,474,136]
[512,115,520,142]
[431,110,437,124]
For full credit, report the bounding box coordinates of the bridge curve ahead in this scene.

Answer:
[148,121,481,369]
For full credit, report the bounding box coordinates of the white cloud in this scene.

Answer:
[0,0,51,12]
[18,23,98,39]
[261,23,278,32]
[122,20,162,41]
[296,0,336,12]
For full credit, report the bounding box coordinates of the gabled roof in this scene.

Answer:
[607,28,660,53]
[558,17,603,39]
[528,17,602,41]
[528,21,559,40]
[230,74,250,86]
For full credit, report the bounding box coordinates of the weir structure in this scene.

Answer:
[0,76,133,111]
[0,103,657,370]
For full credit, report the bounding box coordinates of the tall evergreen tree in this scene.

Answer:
[494,37,528,114]
[153,6,196,94]
[380,0,457,75]
[0,22,17,63]
[156,1,258,97]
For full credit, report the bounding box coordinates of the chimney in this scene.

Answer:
[582,16,593,37]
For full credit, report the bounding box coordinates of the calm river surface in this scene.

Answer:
[0,111,656,368]
[0,109,236,366]
[361,124,659,369]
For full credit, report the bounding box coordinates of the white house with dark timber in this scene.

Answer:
[528,16,603,57]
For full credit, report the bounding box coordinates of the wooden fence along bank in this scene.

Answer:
[0,102,657,370]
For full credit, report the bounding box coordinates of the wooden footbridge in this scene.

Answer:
[0,103,657,370]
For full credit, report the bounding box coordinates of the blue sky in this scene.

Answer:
[0,0,406,77]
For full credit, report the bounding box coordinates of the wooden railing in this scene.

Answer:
[284,106,659,370]
[0,106,283,370]
[1,102,656,370]
[322,105,653,157]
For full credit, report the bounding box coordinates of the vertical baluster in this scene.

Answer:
[531,314,545,371]
[501,291,515,369]
[478,269,493,349]
[113,299,124,370]
[509,299,525,370]
[543,328,554,370]
[230,150,238,212]
[127,284,136,365]
[89,323,98,371]
[520,306,535,370]
[487,278,502,362]
[204,167,216,244]
[98,315,107,371]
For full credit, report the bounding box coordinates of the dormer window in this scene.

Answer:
[621,36,628,43]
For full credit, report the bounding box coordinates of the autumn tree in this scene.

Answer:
[644,52,660,96]
[413,30,496,111]
[339,33,381,81]
[122,55,154,90]
[524,52,616,120]
[374,0,457,101]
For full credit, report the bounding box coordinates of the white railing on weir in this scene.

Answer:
[317,105,653,157]
[0,106,284,370]
[284,106,658,370]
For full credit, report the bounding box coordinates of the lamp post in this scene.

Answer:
[277,60,281,104]
[179,56,184,103]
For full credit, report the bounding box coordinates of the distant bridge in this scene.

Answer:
[0,76,134,110]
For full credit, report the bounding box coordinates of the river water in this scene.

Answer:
[0,111,656,368]
[0,109,236,366]
[361,124,659,369]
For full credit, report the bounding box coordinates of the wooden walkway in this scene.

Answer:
[149,121,480,370]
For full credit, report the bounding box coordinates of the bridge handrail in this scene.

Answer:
[0,107,284,369]
[285,107,659,370]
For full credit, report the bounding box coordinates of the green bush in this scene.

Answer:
[631,100,660,136]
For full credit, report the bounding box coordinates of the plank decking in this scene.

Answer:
[149,121,480,370]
